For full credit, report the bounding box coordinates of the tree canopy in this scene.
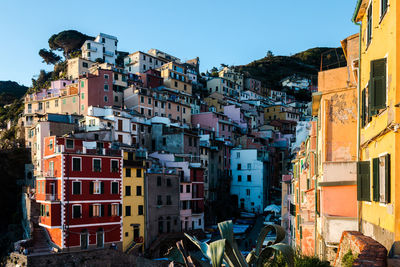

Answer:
[48,30,93,57]
[38,48,61,65]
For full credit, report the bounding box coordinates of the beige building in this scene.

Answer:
[159,62,192,94]
[67,57,95,80]
[218,67,244,89]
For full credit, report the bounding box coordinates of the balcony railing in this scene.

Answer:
[104,51,114,57]
[45,194,60,201]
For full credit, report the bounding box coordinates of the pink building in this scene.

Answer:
[191,112,235,140]
[223,105,248,130]
[80,69,114,115]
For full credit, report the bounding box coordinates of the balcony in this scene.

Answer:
[43,170,58,178]
[123,159,144,168]
[87,47,97,52]
[104,51,114,57]
[44,194,60,201]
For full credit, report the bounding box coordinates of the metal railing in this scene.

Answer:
[45,194,60,201]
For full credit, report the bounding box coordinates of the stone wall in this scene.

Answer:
[6,248,170,267]
[334,231,387,267]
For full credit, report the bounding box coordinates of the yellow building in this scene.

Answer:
[204,92,227,113]
[353,0,399,251]
[264,105,300,122]
[67,57,95,80]
[122,150,146,253]
[158,62,192,94]
[218,66,244,89]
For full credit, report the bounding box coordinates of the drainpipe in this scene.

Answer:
[314,118,318,257]
[353,19,362,232]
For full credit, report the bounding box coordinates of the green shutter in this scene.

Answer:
[357,161,370,201]
[361,89,366,127]
[108,204,112,216]
[101,204,105,217]
[89,182,93,194]
[384,154,391,203]
[100,182,104,194]
[372,158,380,202]
[89,205,93,217]
[370,59,387,115]
[300,226,303,239]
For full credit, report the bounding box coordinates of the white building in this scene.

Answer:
[124,51,167,74]
[86,106,133,145]
[81,33,118,64]
[280,75,310,91]
[147,49,181,63]
[230,148,268,214]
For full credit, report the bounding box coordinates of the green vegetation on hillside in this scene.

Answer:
[236,47,345,89]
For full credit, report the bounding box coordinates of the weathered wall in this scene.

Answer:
[334,231,387,267]
[7,249,169,267]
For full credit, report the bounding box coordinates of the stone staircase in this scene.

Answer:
[31,225,52,254]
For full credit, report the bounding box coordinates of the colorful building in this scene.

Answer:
[37,136,122,251]
[353,0,399,252]
[122,150,147,253]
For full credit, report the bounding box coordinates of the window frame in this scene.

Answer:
[93,158,102,172]
[72,204,82,219]
[72,181,82,195]
[72,157,82,172]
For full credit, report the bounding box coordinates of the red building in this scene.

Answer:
[139,69,163,89]
[36,136,122,251]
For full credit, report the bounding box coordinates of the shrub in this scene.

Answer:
[342,250,356,267]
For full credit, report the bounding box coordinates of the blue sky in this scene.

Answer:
[0,0,358,86]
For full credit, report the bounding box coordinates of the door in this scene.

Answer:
[50,183,55,200]
[118,120,123,131]
[81,231,88,250]
[133,226,140,242]
[118,135,123,143]
[97,229,104,248]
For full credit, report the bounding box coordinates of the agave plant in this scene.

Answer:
[166,220,294,267]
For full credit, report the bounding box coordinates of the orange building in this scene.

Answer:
[311,33,359,262]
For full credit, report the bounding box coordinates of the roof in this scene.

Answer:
[352,0,368,23]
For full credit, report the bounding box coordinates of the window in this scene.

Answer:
[136,169,142,177]
[148,98,151,104]
[236,152,240,158]
[72,181,81,195]
[72,157,81,171]
[238,175,242,182]
[357,161,371,201]
[168,103,171,109]
[125,186,131,196]
[136,186,142,196]
[141,96,144,103]
[381,0,388,19]
[104,95,108,102]
[247,175,252,181]
[104,84,109,91]
[125,168,131,177]
[180,185,183,193]
[110,203,119,216]
[93,159,101,172]
[110,182,119,194]
[83,62,89,68]
[90,181,103,194]
[237,164,241,170]
[157,195,162,205]
[167,179,171,187]
[369,58,387,116]
[66,139,74,149]
[91,204,101,217]
[367,4,372,46]
[148,109,151,116]
[166,195,172,205]
[157,176,162,186]
[138,205,143,215]
[246,189,250,196]
[174,81,178,87]
[111,160,119,172]
[183,107,186,114]
[372,154,391,203]
[49,139,53,150]
[72,205,81,218]
[247,163,251,169]
[125,206,131,216]
[186,185,190,193]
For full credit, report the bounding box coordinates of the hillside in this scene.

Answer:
[0,81,28,106]
[236,47,346,88]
